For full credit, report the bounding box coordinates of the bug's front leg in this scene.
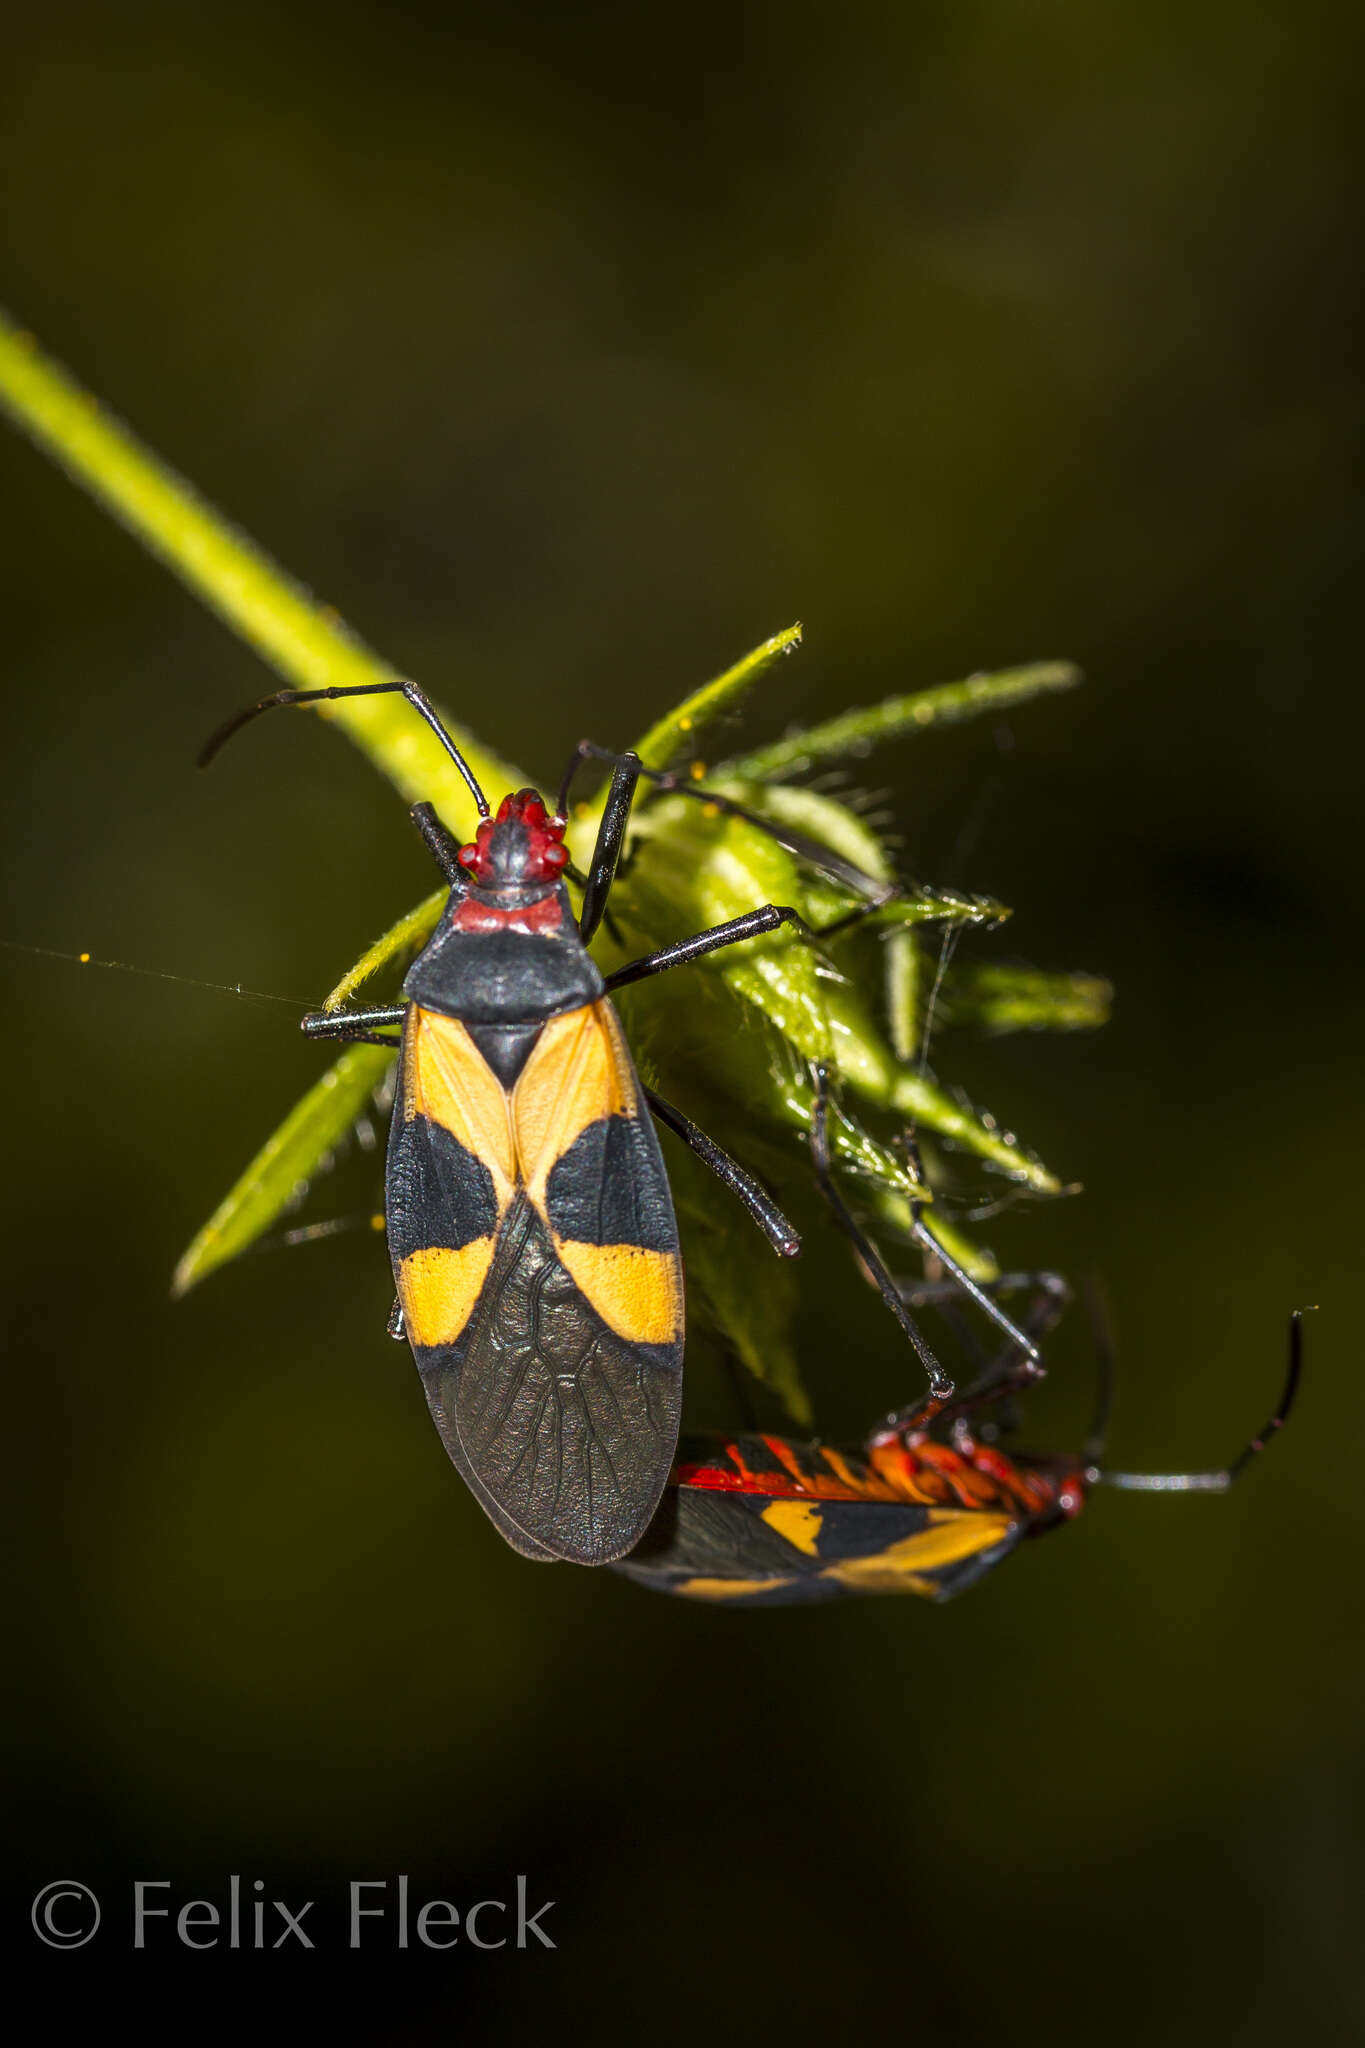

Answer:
[301,1004,405,1048]
[568,748,643,946]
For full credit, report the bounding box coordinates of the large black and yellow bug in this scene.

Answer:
[614,1287,1308,1604]
[201,679,1038,1567]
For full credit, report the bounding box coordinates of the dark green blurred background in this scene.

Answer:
[3,2,1361,2038]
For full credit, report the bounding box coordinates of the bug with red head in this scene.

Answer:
[199,674,1058,1567]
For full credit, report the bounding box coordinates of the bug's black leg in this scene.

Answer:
[388,1297,407,1342]
[606,904,812,991]
[951,1274,1069,1430]
[1087,1306,1312,1493]
[558,740,900,912]
[916,1283,988,1395]
[199,678,492,819]
[556,738,614,820]
[896,1270,1067,1310]
[892,1359,1043,1444]
[881,1274,1071,1440]
[578,752,643,945]
[807,1063,952,1400]
[410,800,467,883]
[301,1004,405,1047]
[897,1135,1042,1363]
[644,1087,801,1257]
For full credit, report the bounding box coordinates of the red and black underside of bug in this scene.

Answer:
[613,1414,1085,1606]
[613,1299,1308,1604]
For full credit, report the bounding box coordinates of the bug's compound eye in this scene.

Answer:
[458,841,480,867]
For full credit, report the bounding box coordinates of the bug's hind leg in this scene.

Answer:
[644,1087,800,1258]
[882,1273,1071,1440]
[807,1063,952,1399]
[894,1128,1043,1366]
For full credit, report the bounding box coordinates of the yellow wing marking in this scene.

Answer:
[398,1242,498,1348]
[821,1509,1017,1596]
[513,1001,636,1209]
[404,1011,516,1213]
[403,999,681,1349]
[555,1243,683,1346]
[514,1000,682,1344]
[676,1576,799,1601]
[760,1500,825,1556]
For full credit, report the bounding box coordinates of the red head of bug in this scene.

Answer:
[459,789,570,890]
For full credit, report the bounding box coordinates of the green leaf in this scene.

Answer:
[720,660,1082,780]
[619,797,834,1061]
[172,1044,396,1297]
[820,980,1064,1194]
[631,622,802,771]
[711,778,1008,1072]
[710,776,894,882]
[885,927,919,1065]
[942,963,1114,1034]
[806,885,1011,933]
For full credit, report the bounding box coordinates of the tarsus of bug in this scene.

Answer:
[0,937,312,1008]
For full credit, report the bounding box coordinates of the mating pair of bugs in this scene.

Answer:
[202,677,1302,1602]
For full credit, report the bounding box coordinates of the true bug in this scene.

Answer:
[201,678,1037,1566]
[613,1287,1307,1604]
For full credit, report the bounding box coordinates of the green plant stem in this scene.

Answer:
[0,309,522,835]
[632,623,802,771]
[722,660,1082,780]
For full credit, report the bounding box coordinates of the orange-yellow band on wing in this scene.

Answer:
[760,1499,824,1555]
[404,1011,516,1210]
[820,1509,1016,1595]
[398,1240,497,1348]
[676,1576,800,1601]
[515,1001,636,1206]
[553,1242,683,1346]
[400,999,683,1351]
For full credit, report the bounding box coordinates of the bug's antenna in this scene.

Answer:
[1087,1307,1312,1492]
[198,678,491,818]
